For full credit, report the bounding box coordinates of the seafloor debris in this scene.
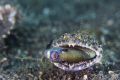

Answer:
[0,4,17,51]
[44,30,102,71]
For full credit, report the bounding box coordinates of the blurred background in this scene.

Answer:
[0,0,120,79]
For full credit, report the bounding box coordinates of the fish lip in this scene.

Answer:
[44,49,50,59]
[54,60,94,71]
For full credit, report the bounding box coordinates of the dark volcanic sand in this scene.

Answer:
[0,0,120,80]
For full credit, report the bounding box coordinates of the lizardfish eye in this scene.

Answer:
[44,47,63,60]
[50,51,59,60]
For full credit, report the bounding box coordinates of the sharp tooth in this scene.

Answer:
[86,63,90,67]
[79,62,83,64]
[72,44,75,47]
[86,43,89,47]
[68,44,71,47]
[89,62,93,65]
[79,42,82,46]
[65,62,68,65]
[73,63,75,66]
[79,66,81,70]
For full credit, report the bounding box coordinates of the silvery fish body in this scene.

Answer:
[44,30,102,71]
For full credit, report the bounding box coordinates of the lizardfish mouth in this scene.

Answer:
[52,44,102,71]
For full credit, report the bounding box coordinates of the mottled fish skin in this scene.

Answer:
[44,30,102,71]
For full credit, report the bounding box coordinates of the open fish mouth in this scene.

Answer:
[53,44,101,71]
[44,31,102,71]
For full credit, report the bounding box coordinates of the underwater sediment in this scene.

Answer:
[0,0,120,80]
[0,4,16,52]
